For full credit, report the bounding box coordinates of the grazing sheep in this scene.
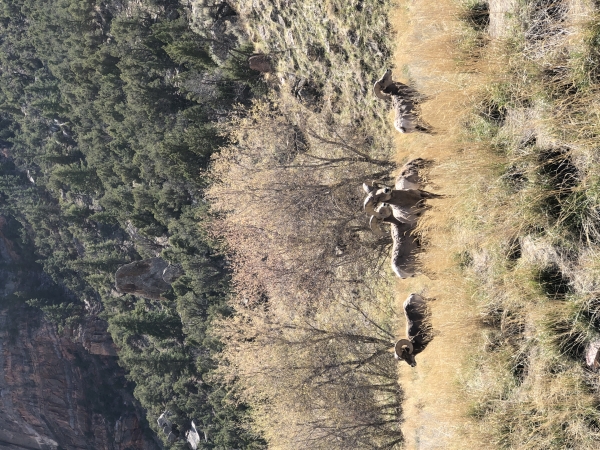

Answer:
[374,69,432,134]
[363,159,439,278]
[395,157,428,190]
[395,293,432,367]
[363,183,439,221]
[370,206,420,278]
[373,69,421,101]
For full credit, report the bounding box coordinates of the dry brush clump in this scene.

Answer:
[214,296,403,450]
[204,0,410,447]
[207,96,407,446]
[208,99,396,308]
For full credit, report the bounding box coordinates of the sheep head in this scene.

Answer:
[369,203,393,235]
[394,339,416,367]
[364,187,393,217]
[373,69,393,100]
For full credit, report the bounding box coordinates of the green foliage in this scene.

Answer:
[26,298,81,333]
[0,0,264,447]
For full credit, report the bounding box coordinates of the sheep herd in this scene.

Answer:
[367,69,437,366]
[365,69,440,280]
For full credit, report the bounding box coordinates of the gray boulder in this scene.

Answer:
[115,258,170,300]
[186,421,201,449]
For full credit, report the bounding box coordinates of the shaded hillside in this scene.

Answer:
[0,214,159,450]
[0,0,265,447]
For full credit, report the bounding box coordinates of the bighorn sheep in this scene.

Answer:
[362,181,439,222]
[363,183,428,217]
[374,69,431,134]
[373,69,422,101]
[395,293,432,367]
[364,159,438,278]
[394,157,425,190]
[370,204,420,278]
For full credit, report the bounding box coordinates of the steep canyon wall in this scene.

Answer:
[0,216,160,450]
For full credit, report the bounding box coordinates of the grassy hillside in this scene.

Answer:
[0,0,406,447]
[386,0,600,448]
[205,0,411,448]
[456,1,600,447]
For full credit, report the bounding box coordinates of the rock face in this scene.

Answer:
[115,258,185,300]
[115,258,171,300]
[78,316,118,356]
[0,216,21,299]
[0,215,160,450]
[186,421,201,450]
[0,307,160,450]
[114,414,147,449]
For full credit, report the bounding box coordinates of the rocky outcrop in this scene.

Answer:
[115,258,184,300]
[77,316,118,356]
[186,422,201,450]
[586,338,600,370]
[115,258,170,300]
[0,306,161,450]
[114,414,147,449]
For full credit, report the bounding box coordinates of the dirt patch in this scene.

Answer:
[389,0,499,447]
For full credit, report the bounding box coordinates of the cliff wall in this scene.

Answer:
[0,215,161,450]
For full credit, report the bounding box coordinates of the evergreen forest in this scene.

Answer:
[0,0,265,447]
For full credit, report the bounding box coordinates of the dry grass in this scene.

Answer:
[389,0,600,448]
[207,0,600,447]
[388,0,501,447]
[232,0,396,155]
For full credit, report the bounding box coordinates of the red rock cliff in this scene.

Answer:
[0,215,161,450]
[0,307,161,450]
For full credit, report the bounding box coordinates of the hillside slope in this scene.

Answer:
[391,0,600,448]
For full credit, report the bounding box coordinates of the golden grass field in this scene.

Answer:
[389,0,492,447]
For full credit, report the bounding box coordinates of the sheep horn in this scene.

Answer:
[363,182,376,194]
[364,194,379,217]
[374,69,393,100]
[395,339,414,356]
[369,216,388,236]
[374,82,391,100]
[365,194,392,217]
[363,180,389,194]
